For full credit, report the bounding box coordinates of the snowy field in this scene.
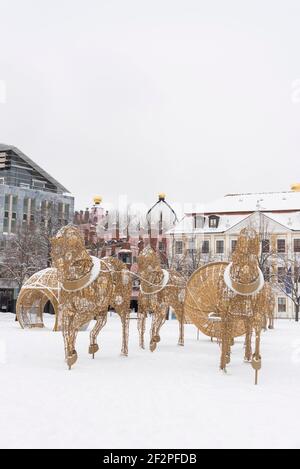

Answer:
[0,313,300,449]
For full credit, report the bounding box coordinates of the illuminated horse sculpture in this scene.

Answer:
[185,228,274,384]
[51,226,132,369]
[137,246,186,352]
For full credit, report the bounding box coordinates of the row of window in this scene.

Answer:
[2,195,71,234]
[175,238,300,256]
[175,239,232,255]
[194,215,220,229]
[263,238,300,253]
[0,176,50,191]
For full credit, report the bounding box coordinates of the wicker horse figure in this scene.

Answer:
[185,227,274,384]
[221,228,269,382]
[137,246,186,352]
[51,226,132,369]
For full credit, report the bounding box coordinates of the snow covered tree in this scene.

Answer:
[0,224,49,289]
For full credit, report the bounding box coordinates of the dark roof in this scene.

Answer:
[0,143,70,193]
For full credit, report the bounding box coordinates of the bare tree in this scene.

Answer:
[257,217,277,280]
[168,234,214,277]
[0,224,48,289]
[36,205,66,266]
[275,254,300,322]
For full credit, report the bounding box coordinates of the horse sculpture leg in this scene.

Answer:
[89,313,108,358]
[63,314,78,370]
[252,327,262,385]
[119,311,130,356]
[137,311,147,350]
[150,306,167,352]
[244,319,253,363]
[262,314,268,332]
[177,308,185,347]
[220,318,232,371]
[269,314,274,330]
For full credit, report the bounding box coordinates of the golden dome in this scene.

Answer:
[291,184,300,192]
[158,193,166,201]
[93,196,103,205]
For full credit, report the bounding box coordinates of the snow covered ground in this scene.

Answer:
[0,313,300,449]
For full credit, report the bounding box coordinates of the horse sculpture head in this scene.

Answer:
[51,225,93,283]
[225,227,264,296]
[137,246,164,292]
[138,246,161,276]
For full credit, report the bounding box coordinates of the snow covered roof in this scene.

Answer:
[185,191,300,215]
[168,213,251,235]
[167,211,300,236]
[263,212,300,231]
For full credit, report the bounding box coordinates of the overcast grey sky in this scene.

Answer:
[0,0,300,210]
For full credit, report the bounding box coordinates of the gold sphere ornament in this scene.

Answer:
[93,196,103,205]
[158,192,166,201]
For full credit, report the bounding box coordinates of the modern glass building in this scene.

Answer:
[0,143,74,313]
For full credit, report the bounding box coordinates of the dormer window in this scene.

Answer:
[209,215,220,229]
[194,215,205,229]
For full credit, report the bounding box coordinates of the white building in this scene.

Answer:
[167,188,300,319]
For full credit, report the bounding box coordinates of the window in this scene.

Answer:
[20,183,30,189]
[159,242,165,252]
[4,194,10,211]
[11,219,17,234]
[264,267,271,282]
[31,199,36,213]
[175,241,183,255]
[262,239,270,253]
[32,180,46,190]
[23,198,29,212]
[231,240,237,253]
[188,240,196,253]
[278,267,286,283]
[3,195,10,233]
[294,239,300,253]
[277,239,286,253]
[65,204,70,220]
[194,216,205,229]
[216,240,224,254]
[41,200,47,214]
[278,298,287,313]
[3,218,9,233]
[202,240,210,254]
[0,177,4,185]
[209,216,220,229]
[118,252,132,265]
